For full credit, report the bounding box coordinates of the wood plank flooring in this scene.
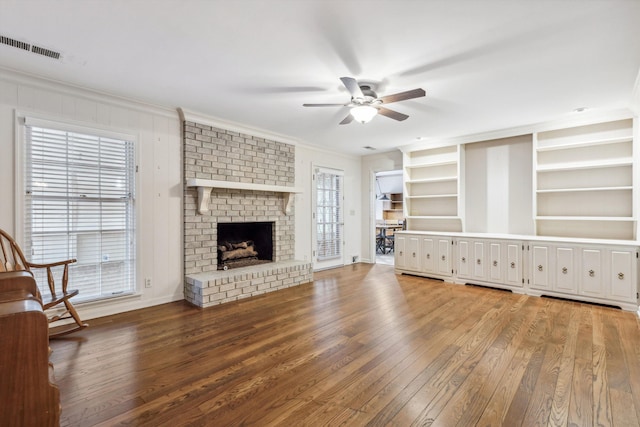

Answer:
[48,263,640,426]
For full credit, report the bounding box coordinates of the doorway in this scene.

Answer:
[374,170,404,265]
[312,166,344,271]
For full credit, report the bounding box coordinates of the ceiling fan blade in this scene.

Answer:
[303,103,348,107]
[340,77,364,99]
[339,113,354,125]
[379,88,426,104]
[377,107,409,121]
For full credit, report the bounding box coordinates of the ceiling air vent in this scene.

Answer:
[31,44,61,60]
[0,34,61,60]
[363,146,377,151]
[0,35,31,51]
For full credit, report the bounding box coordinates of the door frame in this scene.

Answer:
[312,165,345,271]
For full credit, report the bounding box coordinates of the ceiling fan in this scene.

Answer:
[303,77,426,125]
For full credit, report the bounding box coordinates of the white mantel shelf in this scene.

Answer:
[186,178,302,215]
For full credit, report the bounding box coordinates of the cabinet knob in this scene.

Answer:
[441,255,446,261]
[477,259,481,265]
[400,251,403,256]
[562,267,568,274]
[618,272,625,280]
[589,269,595,277]
[461,257,466,263]
[413,252,416,258]
[426,253,430,259]
[510,262,516,269]
[538,265,543,272]
[493,260,498,267]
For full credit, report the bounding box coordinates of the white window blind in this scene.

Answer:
[24,124,136,302]
[316,168,343,260]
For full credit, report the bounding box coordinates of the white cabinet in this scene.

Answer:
[394,231,637,311]
[395,235,420,272]
[609,250,636,301]
[527,241,638,309]
[580,249,603,297]
[555,246,578,294]
[419,236,452,276]
[456,238,523,291]
[530,244,551,291]
[395,233,452,279]
[505,243,522,287]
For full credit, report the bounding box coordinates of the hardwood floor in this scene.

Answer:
[49,263,640,426]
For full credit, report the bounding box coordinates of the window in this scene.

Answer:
[315,168,343,261]
[23,122,136,302]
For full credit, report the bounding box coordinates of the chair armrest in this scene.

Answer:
[26,259,77,269]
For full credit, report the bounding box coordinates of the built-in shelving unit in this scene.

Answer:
[403,144,464,232]
[382,193,404,221]
[534,118,635,240]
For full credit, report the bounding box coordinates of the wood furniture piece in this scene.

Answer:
[0,228,87,337]
[375,224,403,254]
[395,231,639,311]
[0,271,61,426]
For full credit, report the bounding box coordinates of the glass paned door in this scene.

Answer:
[313,167,344,270]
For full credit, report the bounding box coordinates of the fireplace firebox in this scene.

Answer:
[217,222,274,270]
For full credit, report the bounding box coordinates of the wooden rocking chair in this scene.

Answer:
[0,228,88,338]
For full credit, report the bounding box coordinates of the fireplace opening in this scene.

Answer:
[217,222,274,270]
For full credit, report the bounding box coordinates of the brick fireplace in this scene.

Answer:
[181,117,313,307]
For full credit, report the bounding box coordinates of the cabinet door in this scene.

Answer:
[405,236,420,271]
[489,242,502,282]
[555,247,577,293]
[437,239,451,276]
[395,236,407,269]
[581,249,603,297]
[421,237,435,273]
[473,241,487,280]
[506,243,522,287]
[531,245,551,290]
[458,240,471,278]
[609,250,636,301]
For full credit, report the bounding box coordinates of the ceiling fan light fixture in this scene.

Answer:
[350,105,377,123]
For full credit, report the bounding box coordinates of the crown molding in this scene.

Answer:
[399,107,635,152]
[0,66,178,119]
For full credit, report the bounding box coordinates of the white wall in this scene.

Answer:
[295,144,362,266]
[0,69,183,321]
[464,135,534,234]
[360,150,404,263]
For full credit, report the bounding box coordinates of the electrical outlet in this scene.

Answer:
[145,278,152,288]
[352,255,358,263]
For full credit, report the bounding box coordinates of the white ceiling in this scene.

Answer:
[1,0,639,155]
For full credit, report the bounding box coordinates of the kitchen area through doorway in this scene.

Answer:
[375,170,404,265]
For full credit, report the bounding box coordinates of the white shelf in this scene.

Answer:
[536,186,632,194]
[535,216,634,222]
[536,135,632,152]
[405,160,457,169]
[406,176,457,184]
[536,157,632,172]
[186,178,302,215]
[407,215,462,220]
[406,194,458,199]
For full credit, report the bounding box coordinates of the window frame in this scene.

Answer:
[15,113,140,303]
